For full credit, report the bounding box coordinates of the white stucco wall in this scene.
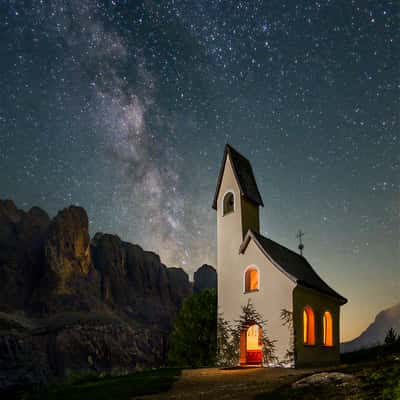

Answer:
[216,154,296,365]
[222,239,296,364]
[217,154,244,315]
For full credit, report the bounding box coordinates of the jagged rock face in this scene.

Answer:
[0,200,193,324]
[0,201,102,315]
[0,200,50,311]
[0,201,22,311]
[17,207,52,306]
[44,206,92,282]
[167,267,193,308]
[193,264,217,293]
[91,233,128,304]
[0,199,24,225]
[0,198,210,390]
[33,206,102,315]
[91,233,191,328]
[0,313,166,392]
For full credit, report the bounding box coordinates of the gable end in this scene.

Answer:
[239,231,298,284]
[240,230,347,304]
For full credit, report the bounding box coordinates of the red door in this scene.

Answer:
[246,350,262,364]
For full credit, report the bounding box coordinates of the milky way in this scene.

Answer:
[0,1,398,340]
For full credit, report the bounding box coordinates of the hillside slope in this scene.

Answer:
[341,303,400,353]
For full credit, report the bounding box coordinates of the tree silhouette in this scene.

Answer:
[280,308,295,367]
[384,327,398,345]
[168,289,217,367]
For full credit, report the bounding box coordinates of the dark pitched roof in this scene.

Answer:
[241,230,347,304]
[212,144,264,210]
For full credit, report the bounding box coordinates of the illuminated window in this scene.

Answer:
[323,311,333,346]
[303,306,315,345]
[245,267,259,292]
[223,192,234,215]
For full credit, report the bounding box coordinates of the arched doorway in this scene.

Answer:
[240,324,263,365]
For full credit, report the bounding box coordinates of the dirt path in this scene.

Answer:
[135,367,323,400]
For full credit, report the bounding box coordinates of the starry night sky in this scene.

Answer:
[0,1,398,341]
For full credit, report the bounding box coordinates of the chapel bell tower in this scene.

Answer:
[212,144,264,287]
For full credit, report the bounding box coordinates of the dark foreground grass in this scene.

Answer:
[256,344,400,400]
[14,368,181,400]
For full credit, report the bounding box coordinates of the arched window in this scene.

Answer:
[244,266,259,292]
[323,311,333,346]
[223,191,234,215]
[303,306,315,345]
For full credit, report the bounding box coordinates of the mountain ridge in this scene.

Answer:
[0,198,216,391]
[341,302,400,353]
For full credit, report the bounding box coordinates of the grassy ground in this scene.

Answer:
[255,356,400,399]
[143,343,400,400]
[13,369,181,400]
[8,343,400,400]
[256,343,400,400]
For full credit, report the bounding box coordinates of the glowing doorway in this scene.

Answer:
[240,324,262,365]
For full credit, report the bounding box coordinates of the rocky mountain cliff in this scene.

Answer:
[341,303,400,353]
[193,264,217,293]
[0,199,216,391]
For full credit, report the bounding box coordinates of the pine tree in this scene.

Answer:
[384,327,398,345]
[168,289,217,367]
[280,308,295,366]
[216,313,237,367]
[217,299,277,367]
[232,300,276,366]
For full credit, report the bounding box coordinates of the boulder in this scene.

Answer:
[292,372,356,389]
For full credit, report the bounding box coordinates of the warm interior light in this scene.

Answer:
[246,324,262,350]
[303,306,315,345]
[323,311,333,346]
[245,267,259,291]
[243,324,262,365]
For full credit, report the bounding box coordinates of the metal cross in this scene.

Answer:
[296,229,305,256]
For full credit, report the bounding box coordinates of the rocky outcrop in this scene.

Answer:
[91,233,191,329]
[0,200,50,312]
[0,312,166,392]
[167,267,193,309]
[31,206,102,315]
[45,206,92,281]
[193,264,217,293]
[0,199,204,391]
